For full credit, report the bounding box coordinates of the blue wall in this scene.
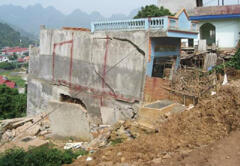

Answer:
[146,37,181,77]
[178,12,191,31]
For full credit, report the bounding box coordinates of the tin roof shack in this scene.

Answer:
[189,5,240,49]
[27,10,198,140]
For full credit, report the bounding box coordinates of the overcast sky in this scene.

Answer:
[0,0,238,16]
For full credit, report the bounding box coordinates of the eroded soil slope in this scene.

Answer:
[70,80,240,166]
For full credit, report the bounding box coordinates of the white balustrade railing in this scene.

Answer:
[91,16,197,33]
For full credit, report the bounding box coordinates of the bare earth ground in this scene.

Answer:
[69,80,240,166]
[161,130,240,166]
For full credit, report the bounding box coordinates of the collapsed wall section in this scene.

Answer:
[27,28,148,140]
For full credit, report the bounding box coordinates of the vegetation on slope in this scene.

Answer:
[0,145,88,166]
[215,47,240,73]
[0,23,34,48]
[0,85,26,119]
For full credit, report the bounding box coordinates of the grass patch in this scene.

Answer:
[110,138,123,146]
[0,145,88,166]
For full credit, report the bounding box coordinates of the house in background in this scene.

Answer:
[0,76,16,88]
[189,5,240,49]
[158,0,203,13]
[0,56,9,63]
[2,47,29,56]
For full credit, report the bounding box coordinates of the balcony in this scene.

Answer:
[91,16,198,33]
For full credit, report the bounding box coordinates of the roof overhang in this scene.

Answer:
[190,14,240,20]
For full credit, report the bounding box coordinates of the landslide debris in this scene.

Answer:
[70,80,240,166]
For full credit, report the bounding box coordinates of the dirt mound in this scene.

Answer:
[161,130,240,166]
[70,81,240,166]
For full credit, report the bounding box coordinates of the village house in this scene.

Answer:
[158,0,240,49]
[0,76,16,88]
[189,5,240,49]
[0,56,9,63]
[2,47,29,56]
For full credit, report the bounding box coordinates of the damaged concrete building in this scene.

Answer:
[27,10,198,140]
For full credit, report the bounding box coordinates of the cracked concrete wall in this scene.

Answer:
[28,28,148,140]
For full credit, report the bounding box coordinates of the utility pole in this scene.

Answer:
[222,0,224,5]
[218,0,220,6]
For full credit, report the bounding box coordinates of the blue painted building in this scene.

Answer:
[91,9,198,78]
[189,5,240,48]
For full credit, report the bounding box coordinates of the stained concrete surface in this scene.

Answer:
[48,101,91,141]
[28,28,148,139]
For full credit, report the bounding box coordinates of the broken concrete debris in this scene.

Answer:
[64,142,88,150]
[0,113,50,143]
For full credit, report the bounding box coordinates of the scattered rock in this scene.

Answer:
[117,152,123,156]
[15,122,33,136]
[180,150,192,158]
[77,155,83,159]
[102,155,107,160]
[64,142,88,150]
[163,153,171,159]
[11,118,33,129]
[121,157,126,162]
[39,130,49,136]
[86,157,93,161]
[226,156,230,159]
[26,124,41,136]
[1,130,15,142]
[152,158,162,164]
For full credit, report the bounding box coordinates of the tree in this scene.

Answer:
[134,5,172,19]
[9,53,18,61]
[0,85,26,119]
[0,62,16,70]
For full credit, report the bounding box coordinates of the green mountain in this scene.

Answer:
[0,4,138,35]
[0,22,34,48]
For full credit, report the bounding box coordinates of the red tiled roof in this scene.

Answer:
[0,76,16,88]
[188,5,240,16]
[5,81,16,89]
[18,58,25,62]
[0,79,6,84]
[2,47,28,53]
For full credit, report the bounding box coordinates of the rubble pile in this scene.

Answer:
[219,49,237,60]
[0,113,50,144]
[171,68,217,97]
[70,80,240,166]
[64,120,156,152]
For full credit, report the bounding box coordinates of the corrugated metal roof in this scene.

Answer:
[188,5,240,16]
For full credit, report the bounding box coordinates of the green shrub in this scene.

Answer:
[24,146,74,166]
[214,47,240,73]
[0,148,25,166]
[0,85,27,119]
[0,62,16,70]
[0,145,87,166]
[110,138,123,146]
